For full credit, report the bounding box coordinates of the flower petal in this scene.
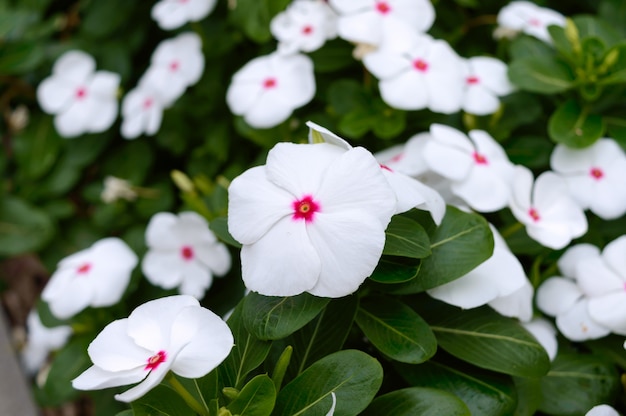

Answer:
[88,319,152,372]
[521,318,557,361]
[557,243,600,278]
[588,292,626,335]
[536,277,582,317]
[145,212,184,250]
[142,250,185,289]
[72,365,146,391]
[114,363,171,402]
[556,298,610,341]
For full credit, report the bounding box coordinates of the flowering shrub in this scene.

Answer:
[2,0,626,415]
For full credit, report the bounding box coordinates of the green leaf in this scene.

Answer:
[326,79,368,116]
[383,215,431,258]
[338,107,374,139]
[388,206,493,293]
[0,40,44,73]
[548,99,605,148]
[210,216,242,248]
[505,135,553,169]
[508,56,575,94]
[103,140,154,184]
[509,36,555,61]
[132,385,195,416]
[361,387,471,416]
[220,301,272,390]
[228,0,290,43]
[395,360,517,416]
[243,292,329,340]
[423,302,550,378]
[227,374,276,416]
[355,296,436,364]
[369,256,420,284]
[13,115,62,180]
[372,101,406,139]
[309,39,355,73]
[573,15,622,48]
[599,0,626,37]
[0,195,54,256]
[585,334,626,370]
[512,376,542,416]
[538,353,620,416]
[273,350,383,416]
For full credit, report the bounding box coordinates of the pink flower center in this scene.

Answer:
[145,350,167,371]
[473,151,488,165]
[302,25,314,35]
[76,262,92,275]
[528,207,541,222]
[169,60,180,72]
[143,97,154,110]
[390,153,404,163]
[263,77,277,89]
[413,59,429,72]
[589,167,604,180]
[380,164,393,172]
[528,17,542,27]
[181,245,194,261]
[466,76,480,85]
[75,87,87,100]
[376,1,391,14]
[292,195,320,223]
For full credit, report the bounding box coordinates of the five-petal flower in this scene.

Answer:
[151,0,217,30]
[496,1,566,43]
[460,56,515,115]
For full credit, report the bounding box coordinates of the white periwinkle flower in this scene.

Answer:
[41,238,138,320]
[72,295,234,402]
[461,56,515,115]
[21,310,72,375]
[363,30,463,113]
[585,405,620,416]
[142,212,231,299]
[330,0,435,46]
[151,0,217,30]
[423,124,515,212]
[120,82,166,139]
[496,1,566,43]
[226,52,315,128]
[550,139,626,220]
[522,318,558,361]
[271,0,337,54]
[228,142,396,298]
[509,166,587,249]
[37,50,120,138]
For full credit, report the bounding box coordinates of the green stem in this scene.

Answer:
[167,373,209,416]
[499,221,524,239]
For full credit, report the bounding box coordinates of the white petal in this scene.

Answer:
[114,364,171,402]
[142,250,185,289]
[522,318,557,361]
[462,85,500,115]
[468,56,514,96]
[145,212,184,250]
[337,10,381,45]
[585,404,620,416]
[557,243,600,278]
[576,256,623,297]
[88,319,151,371]
[556,298,610,341]
[489,280,534,322]
[195,242,231,276]
[423,125,473,180]
[536,277,582,317]
[588,292,626,335]
[602,235,626,281]
[53,50,95,82]
[72,365,146,391]
[151,1,190,30]
[37,77,74,114]
[379,70,429,110]
[363,49,410,79]
[451,164,512,212]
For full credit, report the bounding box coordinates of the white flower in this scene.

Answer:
[41,238,138,320]
[375,132,432,177]
[120,82,166,139]
[142,212,231,299]
[489,279,534,322]
[227,142,396,297]
[226,52,316,128]
[37,50,120,138]
[21,311,72,375]
[585,404,620,416]
[509,166,587,249]
[423,124,516,212]
[427,225,527,310]
[496,1,566,43]
[101,176,138,203]
[576,236,626,335]
[521,318,558,361]
[461,56,514,115]
[363,31,463,113]
[329,0,435,46]
[536,244,610,341]
[72,295,234,402]
[151,0,216,30]
[308,121,445,224]
[550,139,626,220]
[271,0,337,54]
[142,32,205,106]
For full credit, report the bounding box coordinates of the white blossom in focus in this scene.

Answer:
[37,50,120,138]
[330,0,435,46]
[41,238,138,319]
[496,1,566,43]
[271,0,338,54]
[142,212,231,299]
[363,30,463,113]
[228,142,396,297]
[226,53,315,128]
[21,311,72,375]
[550,139,626,220]
[509,166,587,249]
[72,295,234,402]
[461,56,515,115]
[423,124,516,212]
[151,0,216,30]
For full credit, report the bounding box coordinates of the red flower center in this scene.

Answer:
[467,76,480,85]
[302,25,314,35]
[292,195,320,223]
[528,17,542,27]
[169,60,180,72]
[380,164,393,172]
[376,1,391,14]
[589,167,604,180]
[181,245,194,261]
[473,151,488,165]
[75,87,87,100]
[413,59,429,72]
[528,207,541,222]
[145,350,167,371]
[143,97,154,110]
[77,262,92,275]
[263,77,277,89]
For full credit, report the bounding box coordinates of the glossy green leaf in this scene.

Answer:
[369,256,420,284]
[355,296,436,364]
[132,385,195,416]
[243,292,329,340]
[383,215,431,259]
[538,353,620,416]
[508,56,575,94]
[0,195,54,256]
[274,350,383,416]
[210,216,242,248]
[548,99,605,148]
[512,376,542,416]
[509,36,554,61]
[361,387,470,416]
[227,374,276,416]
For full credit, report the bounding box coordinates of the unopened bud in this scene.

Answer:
[171,170,195,193]
[564,18,581,56]
[222,387,239,401]
[598,48,620,74]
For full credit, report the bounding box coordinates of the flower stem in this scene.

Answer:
[167,373,210,416]
[499,221,524,239]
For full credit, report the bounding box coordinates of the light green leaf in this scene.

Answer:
[383,215,431,259]
[361,387,470,416]
[548,99,604,148]
[508,56,575,94]
[227,374,276,416]
[355,296,436,364]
